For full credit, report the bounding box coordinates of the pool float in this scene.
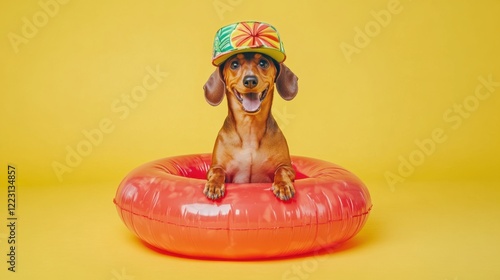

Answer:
[114,153,372,259]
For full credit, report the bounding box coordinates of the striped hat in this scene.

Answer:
[211,21,286,66]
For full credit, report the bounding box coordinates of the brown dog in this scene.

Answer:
[203,52,298,200]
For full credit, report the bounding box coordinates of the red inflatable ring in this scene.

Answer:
[114,154,372,259]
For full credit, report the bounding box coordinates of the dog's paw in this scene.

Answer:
[272,181,295,201]
[203,181,226,200]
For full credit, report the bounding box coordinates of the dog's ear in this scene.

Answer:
[204,68,225,106]
[275,63,298,100]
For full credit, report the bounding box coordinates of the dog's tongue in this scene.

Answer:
[241,93,261,112]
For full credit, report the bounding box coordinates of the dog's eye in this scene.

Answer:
[258,59,269,69]
[230,61,240,70]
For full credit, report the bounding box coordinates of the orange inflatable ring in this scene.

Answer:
[114,154,372,259]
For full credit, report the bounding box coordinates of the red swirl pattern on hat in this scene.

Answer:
[211,21,286,66]
[231,22,281,49]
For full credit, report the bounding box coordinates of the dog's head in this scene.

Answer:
[204,52,298,114]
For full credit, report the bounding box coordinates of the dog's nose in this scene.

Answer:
[243,75,258,89]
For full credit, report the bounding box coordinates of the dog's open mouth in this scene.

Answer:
[234,88,268,113]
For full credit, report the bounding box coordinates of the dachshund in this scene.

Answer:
[203,52,298,201]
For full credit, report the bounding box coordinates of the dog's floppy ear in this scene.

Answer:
[275,63,298,100]
[204,68,225,106]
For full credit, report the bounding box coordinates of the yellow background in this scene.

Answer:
[1,0,499,279]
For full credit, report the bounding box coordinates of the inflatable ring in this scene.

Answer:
[114,154,372,259]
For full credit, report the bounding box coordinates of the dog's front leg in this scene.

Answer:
[272,165,296,201]
[204,167,226,200]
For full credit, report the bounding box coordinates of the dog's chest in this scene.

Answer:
[225,143,274,183]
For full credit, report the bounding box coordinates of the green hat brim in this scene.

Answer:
[212,46,286,66]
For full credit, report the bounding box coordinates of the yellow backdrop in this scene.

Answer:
[1,0,499,279]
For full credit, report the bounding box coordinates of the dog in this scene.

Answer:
[203,52,298,201]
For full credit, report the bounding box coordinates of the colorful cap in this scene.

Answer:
[212,21,286,66]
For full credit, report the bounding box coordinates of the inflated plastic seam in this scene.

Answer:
[114,200,371,231]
